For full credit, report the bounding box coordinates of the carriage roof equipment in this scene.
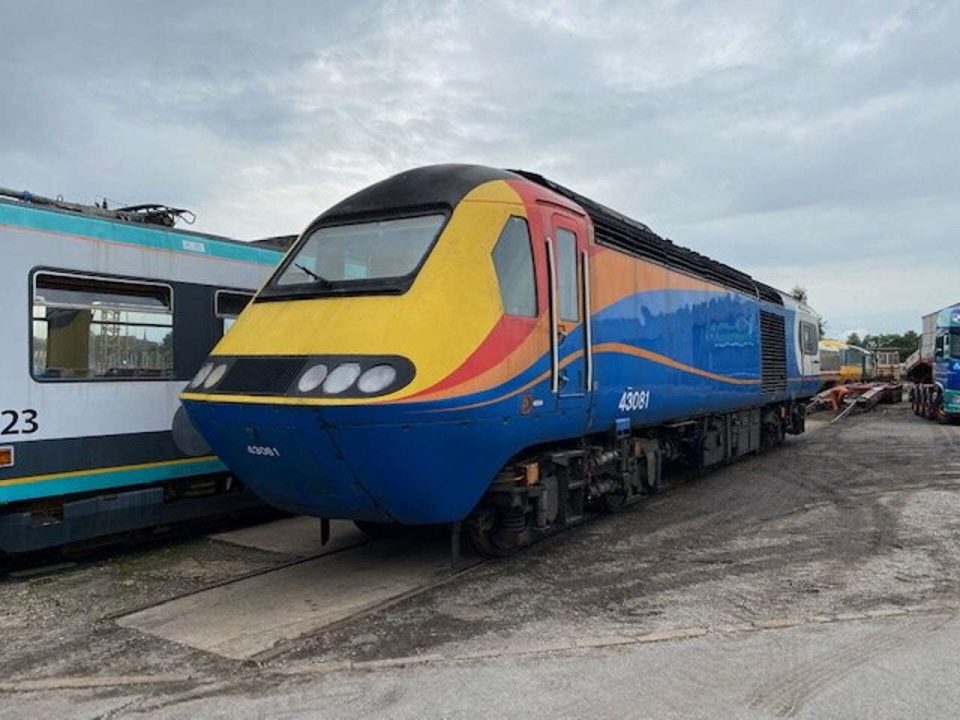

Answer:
[0,186,195,228]
[0,186,297,252]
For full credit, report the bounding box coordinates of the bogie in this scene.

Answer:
[464,401,800,556]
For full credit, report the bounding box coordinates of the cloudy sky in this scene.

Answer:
[2,1,957,336]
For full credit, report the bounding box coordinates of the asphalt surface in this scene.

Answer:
[1,402,958,719]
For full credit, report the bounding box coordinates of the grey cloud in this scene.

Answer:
[2,0,958,335]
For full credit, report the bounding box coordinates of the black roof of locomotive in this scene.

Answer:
[317,164,517,222]
[513,170,782,305]
[314,164,783,305]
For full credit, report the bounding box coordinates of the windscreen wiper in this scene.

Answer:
[294,262,321,281]
[294,263,331,286]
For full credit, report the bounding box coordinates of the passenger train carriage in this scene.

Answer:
[181,165,821,554]
[0,191,288,555]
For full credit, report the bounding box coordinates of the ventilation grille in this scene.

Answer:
[217,357,307,395]
[760,312,787,393]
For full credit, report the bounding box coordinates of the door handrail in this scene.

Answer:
[582,248,593,392]
[546,238,559,394]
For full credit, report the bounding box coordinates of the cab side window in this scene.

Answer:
[491,217,537,317]
[800,322,818,355]
[951,333,960,359]
[555,228,580,322]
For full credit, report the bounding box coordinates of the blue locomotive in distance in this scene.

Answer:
[181,165,821,554]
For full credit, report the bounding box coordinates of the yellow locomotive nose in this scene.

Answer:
[188,176,530,406]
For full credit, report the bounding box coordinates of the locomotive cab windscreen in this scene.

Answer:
[260,212,447,299]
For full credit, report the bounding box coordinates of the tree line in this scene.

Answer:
[845,332,919,361]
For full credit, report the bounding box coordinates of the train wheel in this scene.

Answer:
[595,471,628,512]
[935,391,949,423]
[601,491,628,513]
[643,469,661,496]
[466,508,529,557]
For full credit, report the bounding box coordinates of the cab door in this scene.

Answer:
[798,320,820,378]
[542,207,594,427]
[934,332,947,387]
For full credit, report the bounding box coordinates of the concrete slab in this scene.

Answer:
[116,539,451,660]
[209,516,365,557]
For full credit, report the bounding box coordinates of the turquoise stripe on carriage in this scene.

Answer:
[0,200,281,266]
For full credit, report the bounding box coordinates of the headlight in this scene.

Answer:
[189,362,214,389]
[358,364,397,394]
[322,363,361,394]
[297,364,328,393]
[203,362,229,390]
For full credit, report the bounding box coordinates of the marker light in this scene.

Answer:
[0,446,12,468]
[297,364,329,393]
[322,363,361,394]
[358,364,397,394]
[203,362,229,389]
[189,362,214,389]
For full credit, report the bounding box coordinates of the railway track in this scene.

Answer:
[5,429,823,666]
[109,460,745,662]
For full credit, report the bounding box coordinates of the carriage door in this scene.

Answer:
[543,208,594,423]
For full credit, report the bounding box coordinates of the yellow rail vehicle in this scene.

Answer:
[818,339,875,388]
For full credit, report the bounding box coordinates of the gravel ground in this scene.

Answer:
[1,402,958,718]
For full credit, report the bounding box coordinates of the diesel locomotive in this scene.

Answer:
[180,165,821,554]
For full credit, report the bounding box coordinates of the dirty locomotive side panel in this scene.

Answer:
[181,165,821,554]
[0,195,288,555]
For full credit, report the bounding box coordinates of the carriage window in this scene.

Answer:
[32,273,173,380]
[800,322,818,355]
[216,290,253,333]
[492,217,536,317]
[556,228,579,322]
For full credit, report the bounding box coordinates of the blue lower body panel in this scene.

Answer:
[183,401,515,524]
